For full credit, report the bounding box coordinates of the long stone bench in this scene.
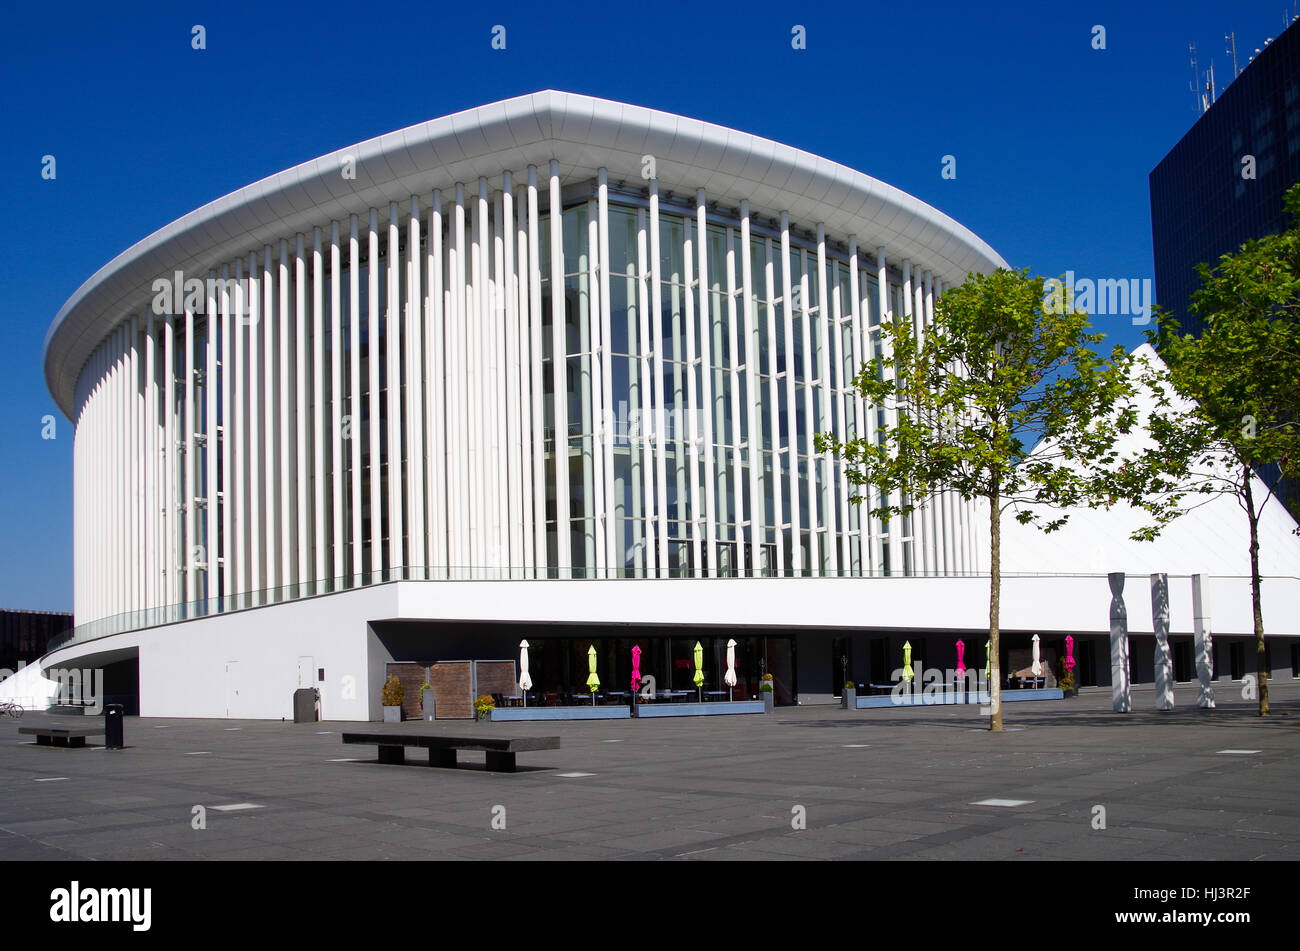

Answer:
[341,732,560,772]
[19,726,105,748]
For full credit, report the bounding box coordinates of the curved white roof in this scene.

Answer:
[44,90,1007,417]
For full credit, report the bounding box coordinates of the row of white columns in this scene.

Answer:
[71,165,980,625]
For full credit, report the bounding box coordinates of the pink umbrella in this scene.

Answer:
[1065,635,1076,672]
[631,645,642,692]
[955,640,966,674]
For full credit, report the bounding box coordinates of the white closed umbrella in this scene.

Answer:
[724,639,738,700]
[519,640,532,707]
[1031,634,1042,682]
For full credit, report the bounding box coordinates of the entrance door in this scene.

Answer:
[831,637,853,696]
[224,661,240,718]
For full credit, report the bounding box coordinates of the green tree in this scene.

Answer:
[817,267,1137,730]
[1108,185,1300,717]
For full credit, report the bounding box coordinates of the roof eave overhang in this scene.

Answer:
[43,90,1007,418]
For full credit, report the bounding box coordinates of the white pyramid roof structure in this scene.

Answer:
[1000,343,1300,578]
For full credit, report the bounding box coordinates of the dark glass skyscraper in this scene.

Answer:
[1150,18,1300,335]
[1150,19,1300,519]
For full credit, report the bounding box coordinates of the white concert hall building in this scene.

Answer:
[23,92,1299,719]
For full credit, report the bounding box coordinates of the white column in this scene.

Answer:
[698,191,716,577]
[110,330,118,616]
[586,197,604,578]
[128,317,139,614]
[780,213,799,574]
[245,253,260,601]
[468,182,484,571]
[549,161,570,575]
[367,212,382,577]
[725,226,745,577]
[313,228,327,588]
[740,202,762,577]
[185,295,198,604]
[262,247,277,596]
[763,236,784,578]
[219,270,233,600]
[489,187,505,569]
[593,173,612,574]
[503,176,522,574]
[407,198,426,575]
[146,313,158,609]
[901,260,921,575]
[832,260,851,572]
[684,215,703,577]
[878,248,901,575]
[527,169,546,573]
[349,216,363,580]
[516,185,534,576]
[816,225,837,575]
[450,186,467,572]
[206,275,219,606]
[649,182,668,576]
[163,313,178,607]
[798,247,817,573]
[386,208,403,573]
[426,196,446,574]
[296,234,310,588]
[232,259,247,599]
[848,239,867,574]
[331,222,345,584]
[636,207,655,577]
[279,241,292,589]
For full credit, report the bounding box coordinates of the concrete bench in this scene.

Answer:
[19,726,105,748]
[341,732,560,772]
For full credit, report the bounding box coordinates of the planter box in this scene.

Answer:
[761,691,774,713]
[841,688,856,710]
[636,701,766,718]
[854,688,1065,709]
[382,705,401,723]
[421,688,435,721]
[490,705,631,721]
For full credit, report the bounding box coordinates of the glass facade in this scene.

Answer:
[66,171,978,643]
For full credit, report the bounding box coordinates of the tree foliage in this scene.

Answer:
[1104,184,1300,716]
[817,267,1138,730]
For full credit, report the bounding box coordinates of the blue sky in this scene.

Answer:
[1,0,1293,613]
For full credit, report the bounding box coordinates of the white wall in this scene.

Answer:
[43,573,1297,721]
[45,584,399,720]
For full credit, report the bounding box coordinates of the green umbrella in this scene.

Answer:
[586,645,600,705]
[693,641,705,701]
[902,641,914,682]
[985,639,991,684]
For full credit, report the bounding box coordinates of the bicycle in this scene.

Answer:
[0,701,24,719]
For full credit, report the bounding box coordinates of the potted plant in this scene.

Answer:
[419,681,435,721]
[381,675,404,723]
[842,680,856,709]
[474,695,495,722]
[759,674,774,713]
[1058,660,1077,698]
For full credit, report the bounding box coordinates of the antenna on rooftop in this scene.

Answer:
[1189,43,1204,115]
[1226,32,1240,78]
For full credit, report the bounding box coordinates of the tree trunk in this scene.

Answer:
[988,491,1003,731]
[1243,469,1269,717]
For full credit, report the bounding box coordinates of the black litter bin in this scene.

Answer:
[293,688,318,723]
[104,704,124,749]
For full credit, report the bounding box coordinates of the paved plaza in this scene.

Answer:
[2,684,1298,861]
